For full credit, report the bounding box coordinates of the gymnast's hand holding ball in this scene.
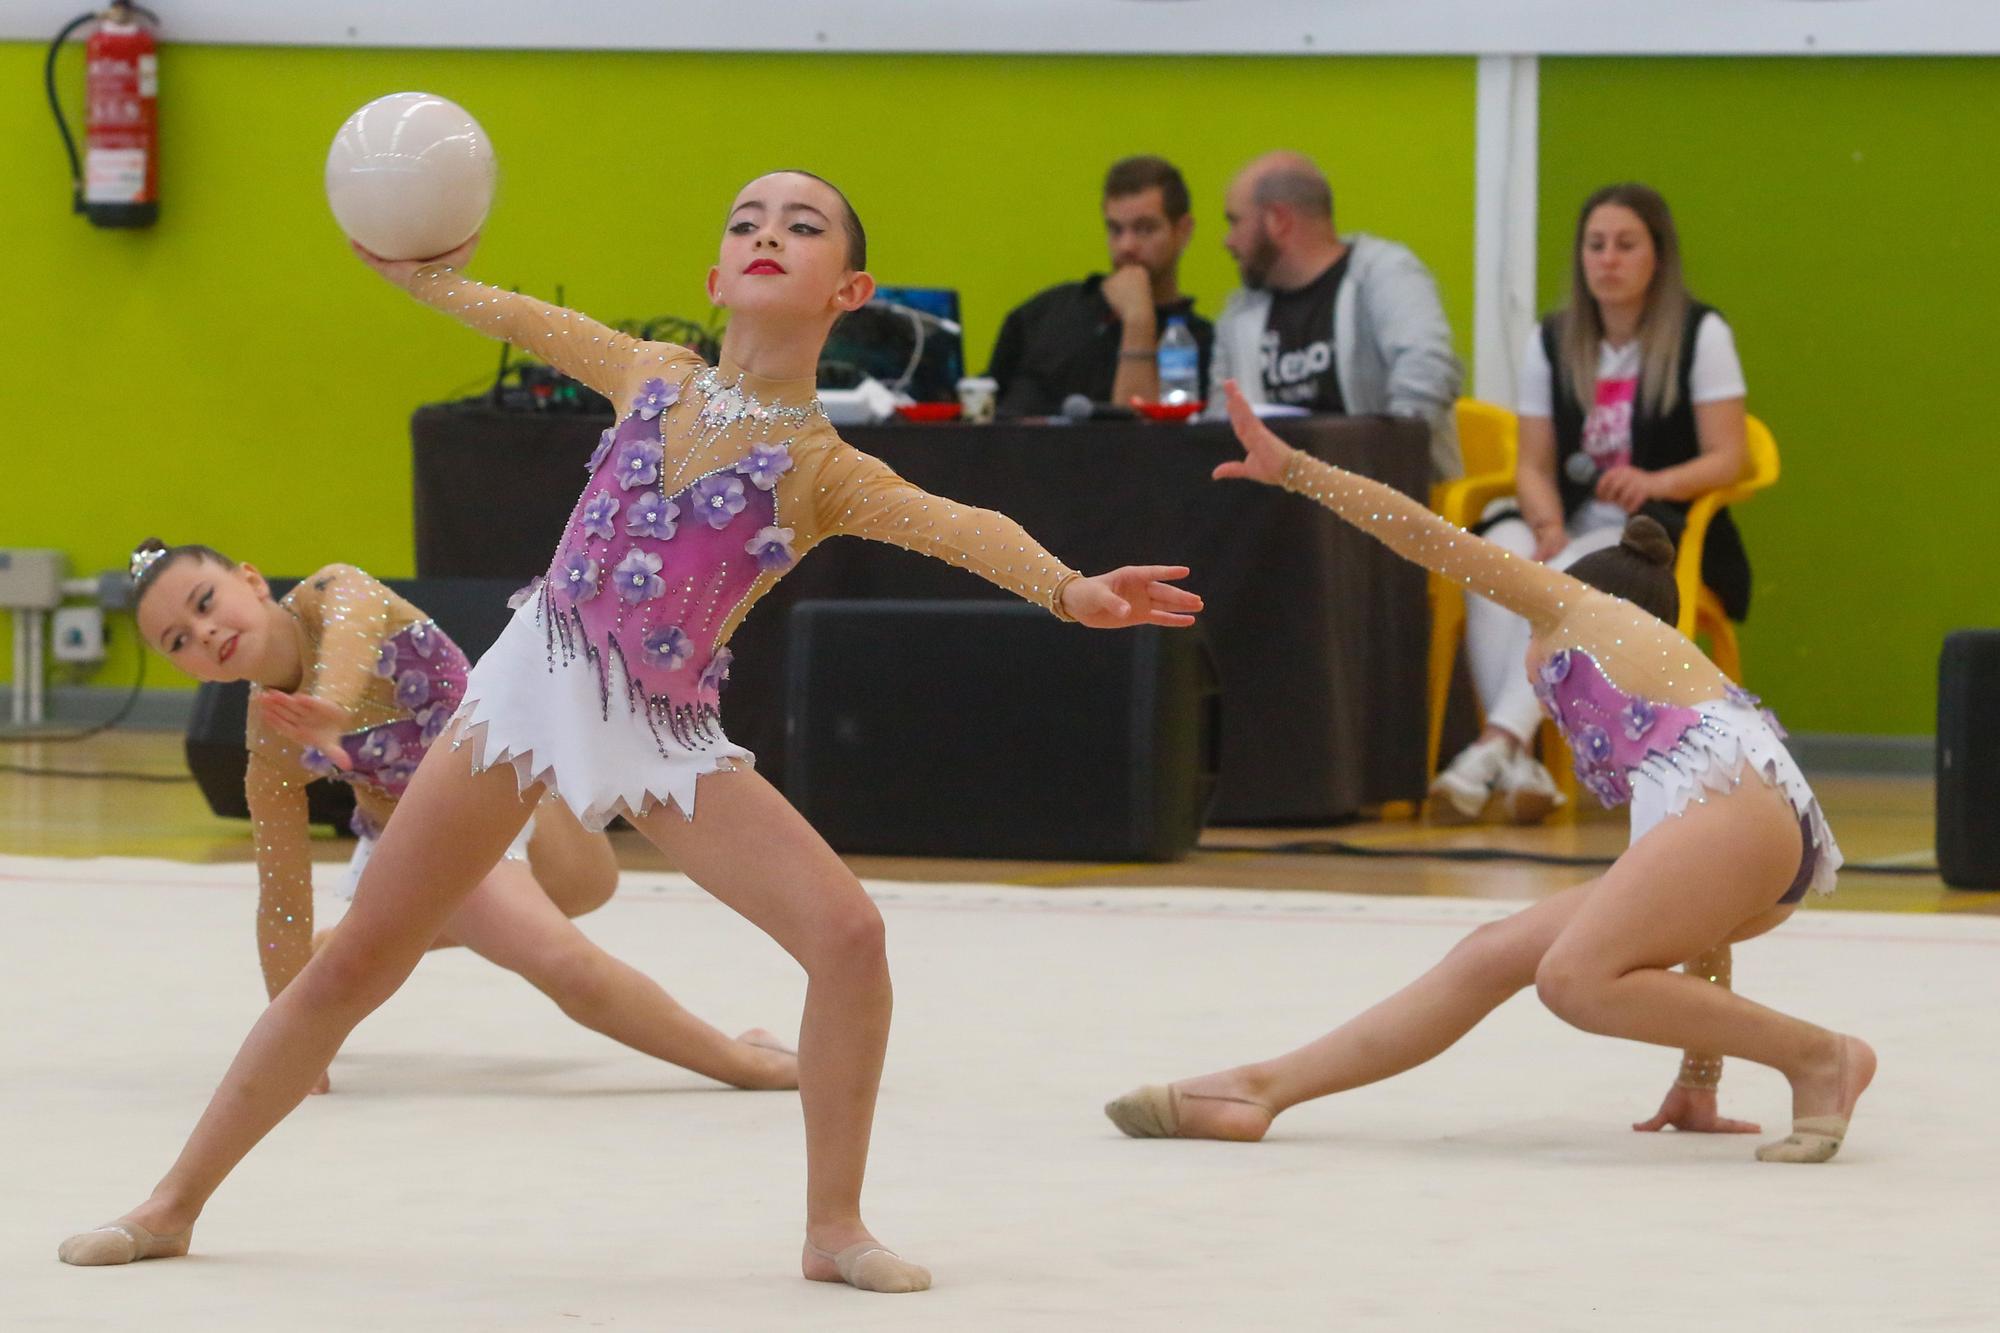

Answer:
[326,90,494,280]
[350,230,479,288]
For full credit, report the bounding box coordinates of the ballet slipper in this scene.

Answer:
[1103,1083,1271,1140]
[1757,1036,1872,1164]
[732,1031,799,1090]
[57,1220,189,1266]
[1104,1083,1183,1138]
[1754,1114,1850,1164]
[804,1240,932,1293]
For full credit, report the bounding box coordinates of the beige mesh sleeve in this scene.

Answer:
[810,438,1081,616]
[405,266,698,401]
[1676,944,1732,1091]
[298,566,394,722]
[1278,450,1575,630]
[243,747,316,1001]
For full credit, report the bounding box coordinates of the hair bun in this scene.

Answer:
[1619,515,1676,568]
[133,536,168,557]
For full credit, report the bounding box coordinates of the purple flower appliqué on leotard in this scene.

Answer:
[1621,698,1657,743]
[349,807,382,841]
[689,474,748,529]
[1584,770,1628,807]
[632,378,679,421]
[1576,723,1614,768]
[736,442,793,491]
[1540,650,1573,687]
[626,494,679,541]
[697,647,734,699]
[581,491,620,540]
[613,548,666,604]
[641,625,694,673]
[588,426,616,474]
[374,640,398,678]
[301,746,338,778]
[745,525,796,572]
[357,731,402,769]
[560,551,601,602]
[376,758,418,789]
[406,621,437,660]
[395,669,432,712]
[418,704,450,745]
[614,438,663,492]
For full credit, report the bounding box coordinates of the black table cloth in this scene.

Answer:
[413,404,1433,822]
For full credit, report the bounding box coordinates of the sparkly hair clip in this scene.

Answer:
[129,546,168,583]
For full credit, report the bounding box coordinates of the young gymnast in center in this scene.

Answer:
[60,169,1201,1292]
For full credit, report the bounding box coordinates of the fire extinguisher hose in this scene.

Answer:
[42,11,96,210]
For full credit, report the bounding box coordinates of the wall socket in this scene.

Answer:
[53,605,107,663]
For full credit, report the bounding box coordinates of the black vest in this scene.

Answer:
[1540,302,1752,621]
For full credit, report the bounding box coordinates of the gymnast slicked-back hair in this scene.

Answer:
[130,537,235,607]
[1565,515,1680,624]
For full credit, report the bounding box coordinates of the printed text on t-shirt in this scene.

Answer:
[1582,375,1637,469]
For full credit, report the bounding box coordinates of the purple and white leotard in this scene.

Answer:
[1535,648,1840,902]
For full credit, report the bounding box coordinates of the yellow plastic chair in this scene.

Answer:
[1671,415,1780,682]
[1425,401,1519,780]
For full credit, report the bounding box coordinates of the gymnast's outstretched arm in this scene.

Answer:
[1213,378,1577,632]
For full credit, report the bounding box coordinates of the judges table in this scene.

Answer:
[413,403,1432,823]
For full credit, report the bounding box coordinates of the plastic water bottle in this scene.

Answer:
[1157,317,1201,406]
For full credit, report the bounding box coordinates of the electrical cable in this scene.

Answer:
[0,638,149,744]
[1199,837,1942,877]
[0,762,190,783]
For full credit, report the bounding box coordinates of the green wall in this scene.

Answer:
[0,44,1474,693]
[1539,58,2000,735]
[15,45,1982,736]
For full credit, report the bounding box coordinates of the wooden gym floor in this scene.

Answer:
[0,729,1977,915]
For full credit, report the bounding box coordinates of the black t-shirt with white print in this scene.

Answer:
[1259,251,1351,413]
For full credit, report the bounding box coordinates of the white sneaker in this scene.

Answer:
[1496,751,1566,825]
[1428,736,1512,822]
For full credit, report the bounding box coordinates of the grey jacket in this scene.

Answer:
[1205,233,1463,480]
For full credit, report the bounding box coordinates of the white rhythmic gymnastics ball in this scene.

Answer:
[325,92,496,261]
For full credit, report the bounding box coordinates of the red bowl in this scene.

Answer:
[894,402,964,423]
[1133,400,1203,422]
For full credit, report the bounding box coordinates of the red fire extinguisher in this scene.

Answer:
[45,4,163,228]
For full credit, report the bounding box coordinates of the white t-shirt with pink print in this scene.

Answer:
[1518,311,1746,466]
[1517,311,1746,531]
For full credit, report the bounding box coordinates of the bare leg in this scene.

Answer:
[630,768,925,1292]
[314,797,623,961]
[1534,780,1875,1141]
[1131,883,1596,1141]
[443,860,796,1090]
[522,798,621,920]
[66,740,536,1255]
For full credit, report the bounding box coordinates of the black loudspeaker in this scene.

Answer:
[783,600,1220,860]
[183,577,521,825]
[1938,630,2000,889]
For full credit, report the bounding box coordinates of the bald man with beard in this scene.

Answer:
[1206,151,1464,480]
